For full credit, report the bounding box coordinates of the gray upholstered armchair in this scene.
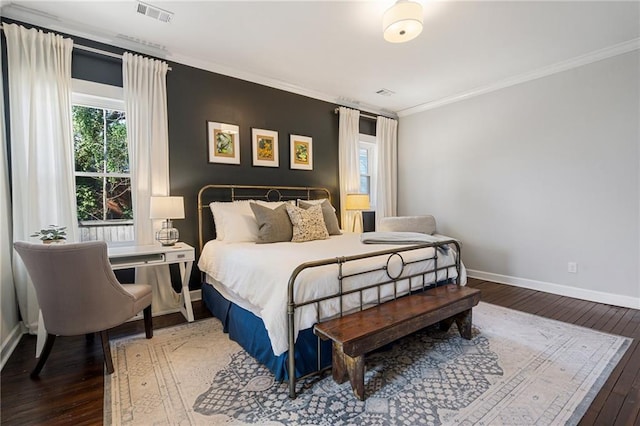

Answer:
[13,241,153,378]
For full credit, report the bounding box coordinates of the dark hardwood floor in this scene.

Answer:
[1,279,638,425]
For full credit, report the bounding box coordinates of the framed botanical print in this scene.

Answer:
[251,128,279,167]
[290,134,312,170]
[207,121,240,164]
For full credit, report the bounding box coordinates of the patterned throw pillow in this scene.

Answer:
[298,199,341,235]
[285,204,329,242]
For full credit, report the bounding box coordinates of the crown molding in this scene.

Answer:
[166,52,396,118]
[398,38,640,118]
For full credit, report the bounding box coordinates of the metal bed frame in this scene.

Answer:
[197,184,461,398]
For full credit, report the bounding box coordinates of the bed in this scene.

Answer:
[196,184,465,398]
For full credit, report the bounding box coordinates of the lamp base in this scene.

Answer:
[351,211,364,233]
[156,220,179,246]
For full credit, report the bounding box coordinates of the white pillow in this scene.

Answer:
[209,200,259,242]
[257,200,296,207]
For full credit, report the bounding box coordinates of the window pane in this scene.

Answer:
[359,148,368,175]
[360,175,370,195]
[106,177,133,220]
[73,106,104,173]
[76,176,104,221]
[105,110,129,173]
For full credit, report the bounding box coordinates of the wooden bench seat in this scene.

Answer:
[313,284,481,400]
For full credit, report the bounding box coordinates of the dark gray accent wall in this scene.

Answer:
[360,117,376,136]
[166,62,341,287]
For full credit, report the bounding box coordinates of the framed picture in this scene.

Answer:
[251,128,279,167]
[290,134,313,170]
[207,121,240,164]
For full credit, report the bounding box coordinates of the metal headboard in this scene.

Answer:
[197,184,332,252]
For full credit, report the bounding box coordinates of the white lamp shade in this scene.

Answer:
[149,196,185,219]
[345,194,371,211]
[383,0,423,43]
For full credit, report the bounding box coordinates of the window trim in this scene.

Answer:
[72,80,133,244]
[72,79,124,110]
[359,133,377,209]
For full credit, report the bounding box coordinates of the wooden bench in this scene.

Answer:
[313,284,481,400]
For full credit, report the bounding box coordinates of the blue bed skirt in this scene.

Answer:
[201,283,332,381]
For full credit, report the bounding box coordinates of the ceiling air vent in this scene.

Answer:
[136,1,173,23]
[376,88,395,97]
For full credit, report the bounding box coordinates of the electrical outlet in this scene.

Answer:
[568,262,578,273]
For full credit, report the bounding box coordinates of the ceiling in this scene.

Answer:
[2,1,639,117]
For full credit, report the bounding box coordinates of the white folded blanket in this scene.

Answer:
[360,232,456,250]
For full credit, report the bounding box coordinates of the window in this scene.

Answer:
[359,134,377,208]
[72,80,133,243]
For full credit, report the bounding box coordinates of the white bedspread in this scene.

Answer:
[198,233,465,356]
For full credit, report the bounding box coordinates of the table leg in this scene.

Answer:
[178,261,194,322]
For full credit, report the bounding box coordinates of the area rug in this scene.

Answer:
[104,302,630,425]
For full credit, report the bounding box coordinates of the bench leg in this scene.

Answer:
[332,343,348,384]
[455,308,473,340]
[439,317,455,332]
[344,353,365,401]
[332,343,366,400]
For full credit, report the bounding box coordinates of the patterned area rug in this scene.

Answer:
[104,302,630,425]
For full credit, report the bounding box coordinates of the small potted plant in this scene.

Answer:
[31,225,67,244]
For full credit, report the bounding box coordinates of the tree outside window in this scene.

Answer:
[73,105,132,222]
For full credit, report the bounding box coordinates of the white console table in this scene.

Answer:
[107,242,196,322]
[35,242,196,357]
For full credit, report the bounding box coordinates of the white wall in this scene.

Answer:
[398,51,639,307]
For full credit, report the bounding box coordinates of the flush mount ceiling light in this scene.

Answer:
[383,0,423,43]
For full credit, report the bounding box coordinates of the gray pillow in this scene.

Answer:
[250,203,293,243]
[299,199,341,235]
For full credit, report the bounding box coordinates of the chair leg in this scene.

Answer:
[143,305,153,339]
[31,334,56,379]
[100,330,114,375]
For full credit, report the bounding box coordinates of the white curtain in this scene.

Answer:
[375,116,398,226]
[123,52,179,313]
[338,107,361,231]
[5,24,77,334]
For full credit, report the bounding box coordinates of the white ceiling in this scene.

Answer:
[2,1,639,117]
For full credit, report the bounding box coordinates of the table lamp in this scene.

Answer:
[345,193,370,232]
[149,196,185,246]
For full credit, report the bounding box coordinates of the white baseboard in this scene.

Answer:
[1,323,26,372]
[190,289,201,302]
[467,269,640,310]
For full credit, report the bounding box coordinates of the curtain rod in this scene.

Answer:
[333,107,378,121]
[0,24,172,71]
